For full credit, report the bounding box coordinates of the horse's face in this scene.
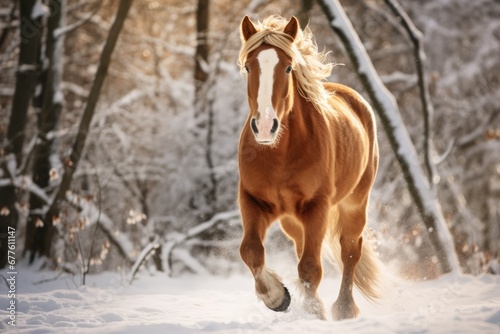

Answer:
[241,17,299,146]
[244,45,293,145]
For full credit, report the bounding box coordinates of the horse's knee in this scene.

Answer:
[240,236,265,275]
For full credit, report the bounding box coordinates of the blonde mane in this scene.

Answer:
[238,15,334,114]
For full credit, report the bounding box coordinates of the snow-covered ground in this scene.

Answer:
[1,260,499,334]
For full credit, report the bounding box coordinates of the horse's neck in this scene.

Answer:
[285,86,318,142]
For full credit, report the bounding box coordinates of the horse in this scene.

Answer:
[237,15,382,320]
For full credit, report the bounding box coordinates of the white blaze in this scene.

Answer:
[257,49,279,117]
[255,49,279,142]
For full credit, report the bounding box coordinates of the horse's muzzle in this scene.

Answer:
[251,116,280,144]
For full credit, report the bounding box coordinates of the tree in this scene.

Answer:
[0,0,45,269]
[317,0,461,274]
[193,0,216,216]
[24,0,66,263]
[194,0,209,98]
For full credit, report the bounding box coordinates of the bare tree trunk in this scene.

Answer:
[384,0,436,187]
[297,0,314,29]
[0,0,44,269]
[24,0,66,263]
[45,0,134,260]
[194,0,209,99]
[317,0,461,274]
[193,0,216,214]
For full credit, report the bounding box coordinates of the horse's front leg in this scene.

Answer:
[296,200,329,320]
[239,191,291,312]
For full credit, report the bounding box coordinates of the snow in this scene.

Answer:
[18,64,37,73]
[1,262,499,333]
[31,0,49,20]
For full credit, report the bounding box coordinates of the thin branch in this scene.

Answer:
[457,112,500,148]
[53,0,101,38]
[384,0,436,187]
[434,138,455,166]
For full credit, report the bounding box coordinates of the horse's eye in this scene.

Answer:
[286,66,292,74]
[244,65,250,73]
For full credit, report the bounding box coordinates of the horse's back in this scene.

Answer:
[323,82,376,135]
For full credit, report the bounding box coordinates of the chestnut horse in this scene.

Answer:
[237,15,382,320]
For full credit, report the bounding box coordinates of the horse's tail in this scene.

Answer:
[324,229,383,302]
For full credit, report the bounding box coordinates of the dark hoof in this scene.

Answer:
[269,286,291,312]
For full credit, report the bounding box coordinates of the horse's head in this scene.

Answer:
[240,16,299,146]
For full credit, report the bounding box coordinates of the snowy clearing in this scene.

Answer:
[1,262,499,333]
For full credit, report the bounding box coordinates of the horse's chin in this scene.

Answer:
[256,140,275,145]
[255,137,279,147]
[254,129,280,147]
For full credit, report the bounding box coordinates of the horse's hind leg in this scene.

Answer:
[239,192,291,312]
[332,203,366,320]
[280,217,304,260]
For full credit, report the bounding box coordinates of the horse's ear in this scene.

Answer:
[241,16,258,42]
[284,16,299,41]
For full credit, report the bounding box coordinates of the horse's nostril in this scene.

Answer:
[251,118,259,134]
[270,118,279,134]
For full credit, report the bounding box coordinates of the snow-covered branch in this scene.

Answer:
[53,1,101,38]
[164,209,240,276]
[129,236,160,284]
[0,176,51,206]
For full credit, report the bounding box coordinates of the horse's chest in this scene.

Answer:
[244,161,318,214]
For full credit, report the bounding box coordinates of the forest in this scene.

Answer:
[0,0,499,285]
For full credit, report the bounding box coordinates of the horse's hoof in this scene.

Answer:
[331,300,359,320]
[269,286,291,312]
[304,296,327,320]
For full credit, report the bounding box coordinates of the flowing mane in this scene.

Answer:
[238,15,334,114]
